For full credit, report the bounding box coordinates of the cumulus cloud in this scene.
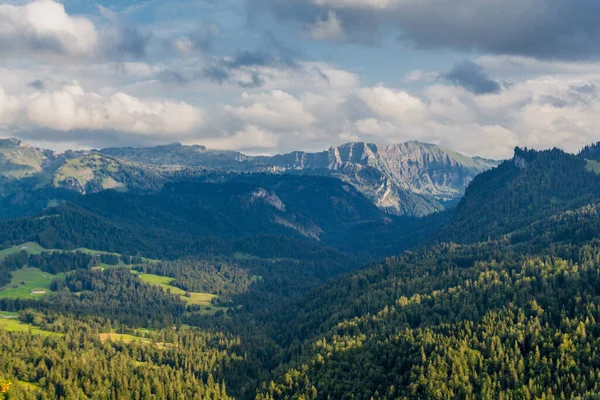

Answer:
[225,90,315,132]
[444,60,502,95]
[199,126,279,153]
[190,66,600,158]
[0,0,98,59]
[248,0,600,60]
[0,0,152,63]
[4,70,600,159]
[0,87,21,124]
[0,82,203,137]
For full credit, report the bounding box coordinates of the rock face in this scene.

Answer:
[101,140,497,216]
[253,141,498,216]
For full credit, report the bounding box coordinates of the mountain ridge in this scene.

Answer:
[0,137,498,219]
[101,140,498,216]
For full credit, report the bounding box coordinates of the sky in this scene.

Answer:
[1,0,600,159]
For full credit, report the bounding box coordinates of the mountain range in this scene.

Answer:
[3,139,600,398]
[0,138,497,220]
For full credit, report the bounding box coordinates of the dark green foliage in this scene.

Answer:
[255,237,600,399]
[579,141,600,160]
[1,269,186,328]
[27,251,96,274]
[135,259,253,301]
[440,147,600,243]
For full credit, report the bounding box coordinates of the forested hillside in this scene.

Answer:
[2,144,600,399]
[0,173,442,259]
[251,145,600,399]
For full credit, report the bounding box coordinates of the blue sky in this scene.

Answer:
[1,0,600,158]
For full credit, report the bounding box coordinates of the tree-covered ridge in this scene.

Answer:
[440,146,600,244]
[0,173,439,260]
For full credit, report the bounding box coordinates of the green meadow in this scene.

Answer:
[0,268,63,300]
[585,159,600,174]
[0,313,60,336]
[136,272,227,314]
[0,242,45,260]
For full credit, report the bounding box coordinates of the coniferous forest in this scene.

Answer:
[3,143,600,398]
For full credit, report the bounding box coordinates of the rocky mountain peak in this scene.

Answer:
[0,137,23,148]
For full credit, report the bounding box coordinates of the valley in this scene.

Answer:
[2,140,600,398]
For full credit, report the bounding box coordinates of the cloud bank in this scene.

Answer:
[248,0,600,60]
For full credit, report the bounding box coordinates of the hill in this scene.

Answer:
[440,146,600,243]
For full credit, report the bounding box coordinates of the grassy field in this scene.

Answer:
[99,332,151,343]
[0,242,45,260]
[0,314,60,336]
[586,159,600,174]
[0,268,63,300]
[136,272,227,314]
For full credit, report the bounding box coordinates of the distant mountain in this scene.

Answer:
[0,138,497,219]
[0,139,174,219]
[102,141,498,216]
[0,138,53,179]
[101,142,251,169]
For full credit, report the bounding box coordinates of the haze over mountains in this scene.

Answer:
[0,138,497,220]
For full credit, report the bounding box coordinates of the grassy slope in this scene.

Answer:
[0,312,60,336]
[585,159,600,174]
[136,272,227,314]
[0,268,64,299]
[0,242,45,260]
[99,332,151,343]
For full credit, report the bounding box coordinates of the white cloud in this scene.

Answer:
[0,0,98,59]
[225,90,315,132]
[198,126,279,153]
[1,42,600,160]
[0,87,21,124]
[308,11,344,41]
[0,82,203,136]
[203,69,600,158]
[357,85,424,121]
